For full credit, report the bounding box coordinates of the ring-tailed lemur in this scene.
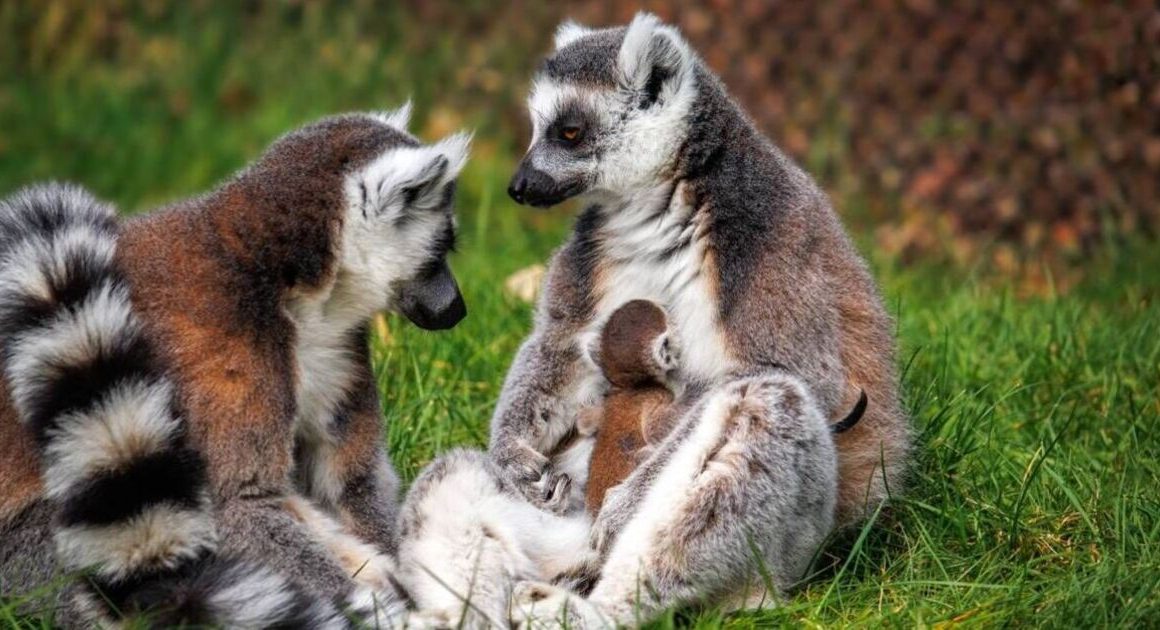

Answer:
[488,12,911,625]
[0,108,471,626]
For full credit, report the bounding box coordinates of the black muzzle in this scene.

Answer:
[398,261,466,330]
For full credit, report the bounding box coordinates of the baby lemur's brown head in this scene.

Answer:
[597,299,670,388]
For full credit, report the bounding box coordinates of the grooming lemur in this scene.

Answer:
[0,108,470,626]
[488,12,911,626]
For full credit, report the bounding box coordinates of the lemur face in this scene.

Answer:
[340,110,470,329]
[509,13,696,207]
[264,107,470,330]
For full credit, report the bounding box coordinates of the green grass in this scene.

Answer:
[3,3,1159,628]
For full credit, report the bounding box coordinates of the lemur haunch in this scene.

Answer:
[0,109,470,626]
[489,12,911,625]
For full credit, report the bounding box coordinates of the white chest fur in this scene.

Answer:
[582,184,736,391]
[286,282,367,446]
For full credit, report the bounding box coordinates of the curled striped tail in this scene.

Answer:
[0,184,365,627]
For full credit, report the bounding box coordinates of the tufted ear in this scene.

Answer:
[380,100,413,131]
[554,19,596,50]
[616,12,693,109]
[399,131,471,210]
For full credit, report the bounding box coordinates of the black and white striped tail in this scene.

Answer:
[0,183,370,627]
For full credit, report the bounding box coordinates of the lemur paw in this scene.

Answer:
[534,470,574,514]
[497,443,550,484]
[512,582,609,630]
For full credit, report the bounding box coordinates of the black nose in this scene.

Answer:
[508,173,527,204]
[413,289,466,330]
[507,164,575,207]
[398,262,467,331]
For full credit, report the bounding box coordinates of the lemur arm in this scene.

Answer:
[489,237,597,507]
[488,329,587,507]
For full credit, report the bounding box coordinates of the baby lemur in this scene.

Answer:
[582,299,867,515]
[0,108,469,626]
[580,299,677,514]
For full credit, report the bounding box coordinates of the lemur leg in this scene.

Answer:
[396,450,596,629]
[515,374,838,628]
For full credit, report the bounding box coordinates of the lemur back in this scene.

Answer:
[0,185,347,626]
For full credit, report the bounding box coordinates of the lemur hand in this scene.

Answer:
[493,442,575,513]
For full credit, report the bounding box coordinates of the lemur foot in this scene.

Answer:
[512,581,609,630]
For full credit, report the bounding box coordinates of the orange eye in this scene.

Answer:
[561,126,580,141]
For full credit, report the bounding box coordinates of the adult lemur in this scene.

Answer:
[0,109,469,626]
[489,13,911,626]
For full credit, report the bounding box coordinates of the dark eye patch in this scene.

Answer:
[414,219,457,277]
[393,178,457,229]
[547,102,597,150]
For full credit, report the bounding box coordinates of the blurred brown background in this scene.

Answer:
[409,0,1159,282]
[2,1,1157,289]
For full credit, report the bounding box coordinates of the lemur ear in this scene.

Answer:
[617,12,693,109]
[400,132,471,209]
[401,155,448,208]
[380,100,413,131]
[432,131,471,180]
[554,19,595,49]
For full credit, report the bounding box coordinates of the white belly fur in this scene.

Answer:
[580,183,735,396]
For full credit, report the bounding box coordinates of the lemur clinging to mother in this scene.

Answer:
[489,12,911,625]
[0,108,470,626]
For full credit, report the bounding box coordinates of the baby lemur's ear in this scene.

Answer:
[616,12,694,108]
[577,330,604,374]
[399,132,472,210]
